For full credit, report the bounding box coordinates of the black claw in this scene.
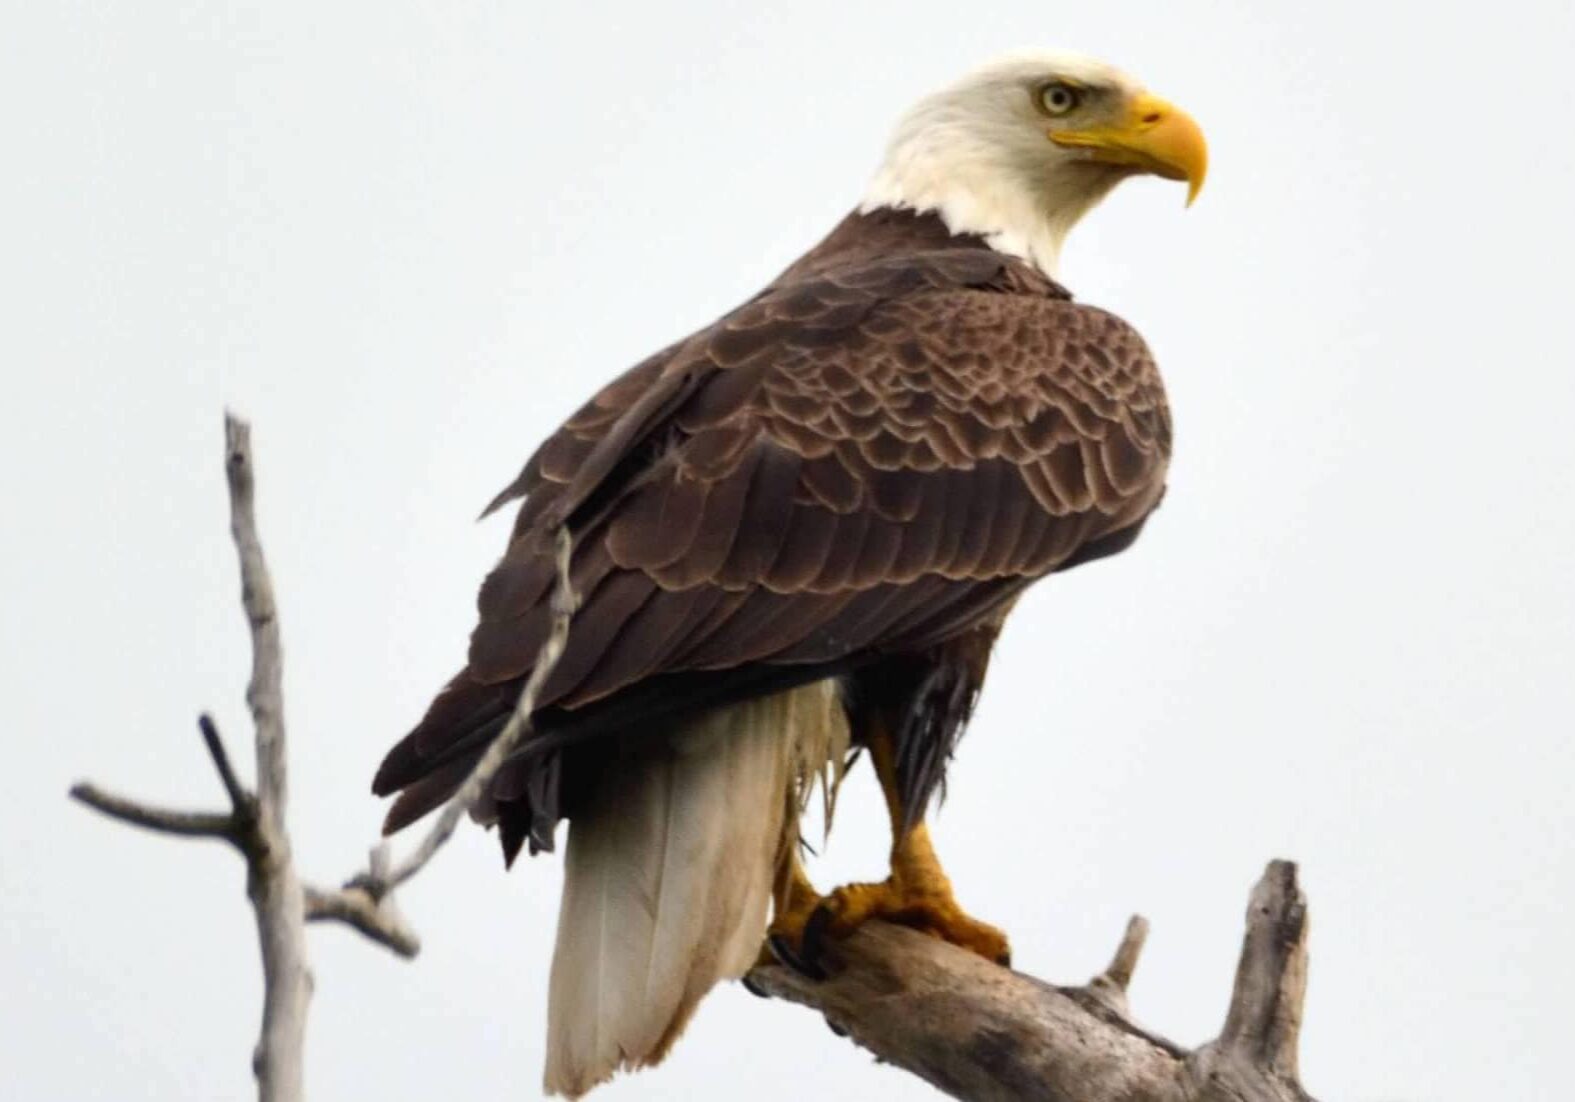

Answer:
[826,1017,849,1038]
[767,932,828,981]
[995,949,1012,969]
[765,932,795,968]
[801,904,834,969]
[741,974,770,999]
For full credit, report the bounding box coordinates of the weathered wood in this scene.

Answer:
[68,783,237,840]
[223,414,312,1102]
[70,413,577,1100]
[748,861,1317,1102]
[303,843,419,959]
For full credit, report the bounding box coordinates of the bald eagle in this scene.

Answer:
[373,50,1206,1097]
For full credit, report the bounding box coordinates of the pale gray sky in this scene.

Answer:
[5,2,1574,1099]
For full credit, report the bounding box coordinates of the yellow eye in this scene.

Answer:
[1037,82,1080,116]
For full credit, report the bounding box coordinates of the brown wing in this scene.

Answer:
[374,247,1170,855]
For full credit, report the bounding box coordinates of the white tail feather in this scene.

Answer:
[543,680,848,1098]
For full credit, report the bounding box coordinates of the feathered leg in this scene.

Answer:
[767,723,1010,975]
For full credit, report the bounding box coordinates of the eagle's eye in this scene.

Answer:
[1036,81,1081,117]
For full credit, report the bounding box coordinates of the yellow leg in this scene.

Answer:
[766,725,1010,973]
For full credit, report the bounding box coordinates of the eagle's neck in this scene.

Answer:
[767,207,995,288]
[859,109,1119,279]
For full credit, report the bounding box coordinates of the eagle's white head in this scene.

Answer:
[862,51,1207,276]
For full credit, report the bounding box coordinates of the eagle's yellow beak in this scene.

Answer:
[1050,93,1208,205]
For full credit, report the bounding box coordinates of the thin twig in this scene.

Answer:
[1101,915,1149,992]
[304,844,419,958]
[370,524,577,896]
[1080,913,1150,1015]
[199,713,254,818]
[303,884,421,958]
[68,783,238,841]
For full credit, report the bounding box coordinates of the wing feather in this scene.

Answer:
[376,239,1173,852]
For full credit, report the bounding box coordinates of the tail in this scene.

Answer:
[544,680,848,1098]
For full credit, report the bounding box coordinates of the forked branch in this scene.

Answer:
[69,413,575,1102]
[747,860,1317,1102]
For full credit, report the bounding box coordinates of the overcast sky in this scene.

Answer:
[5,2,1574,1100]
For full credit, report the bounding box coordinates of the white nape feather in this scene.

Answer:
[543,681,849,1099]
[861,50,1142,278]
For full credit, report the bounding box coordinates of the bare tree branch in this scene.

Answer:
[1080,914,1149,1017]
[216,414,311,1102]
[302,884,419,957]
[68,715,256,849]
[200,713,254,820]
[302,844,419,958]
[68,783,238,841]
[69,413,577,1101]
[746,861,1317,1102]
[1194,859,1313,1096]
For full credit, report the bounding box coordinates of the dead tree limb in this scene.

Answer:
[222,413,313,1102]
[747,860,1317,1102]
[69,412,575,1102]
[68,782,237,839]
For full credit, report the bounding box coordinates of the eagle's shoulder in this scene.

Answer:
[480,210,1075,540]
[476,212,1170,619]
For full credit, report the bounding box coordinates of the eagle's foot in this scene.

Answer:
[761,855,835,980]
[764,853,1010,977]
[764,926,831,981]
[804,876,1011,968]
[884,820,1012,966]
